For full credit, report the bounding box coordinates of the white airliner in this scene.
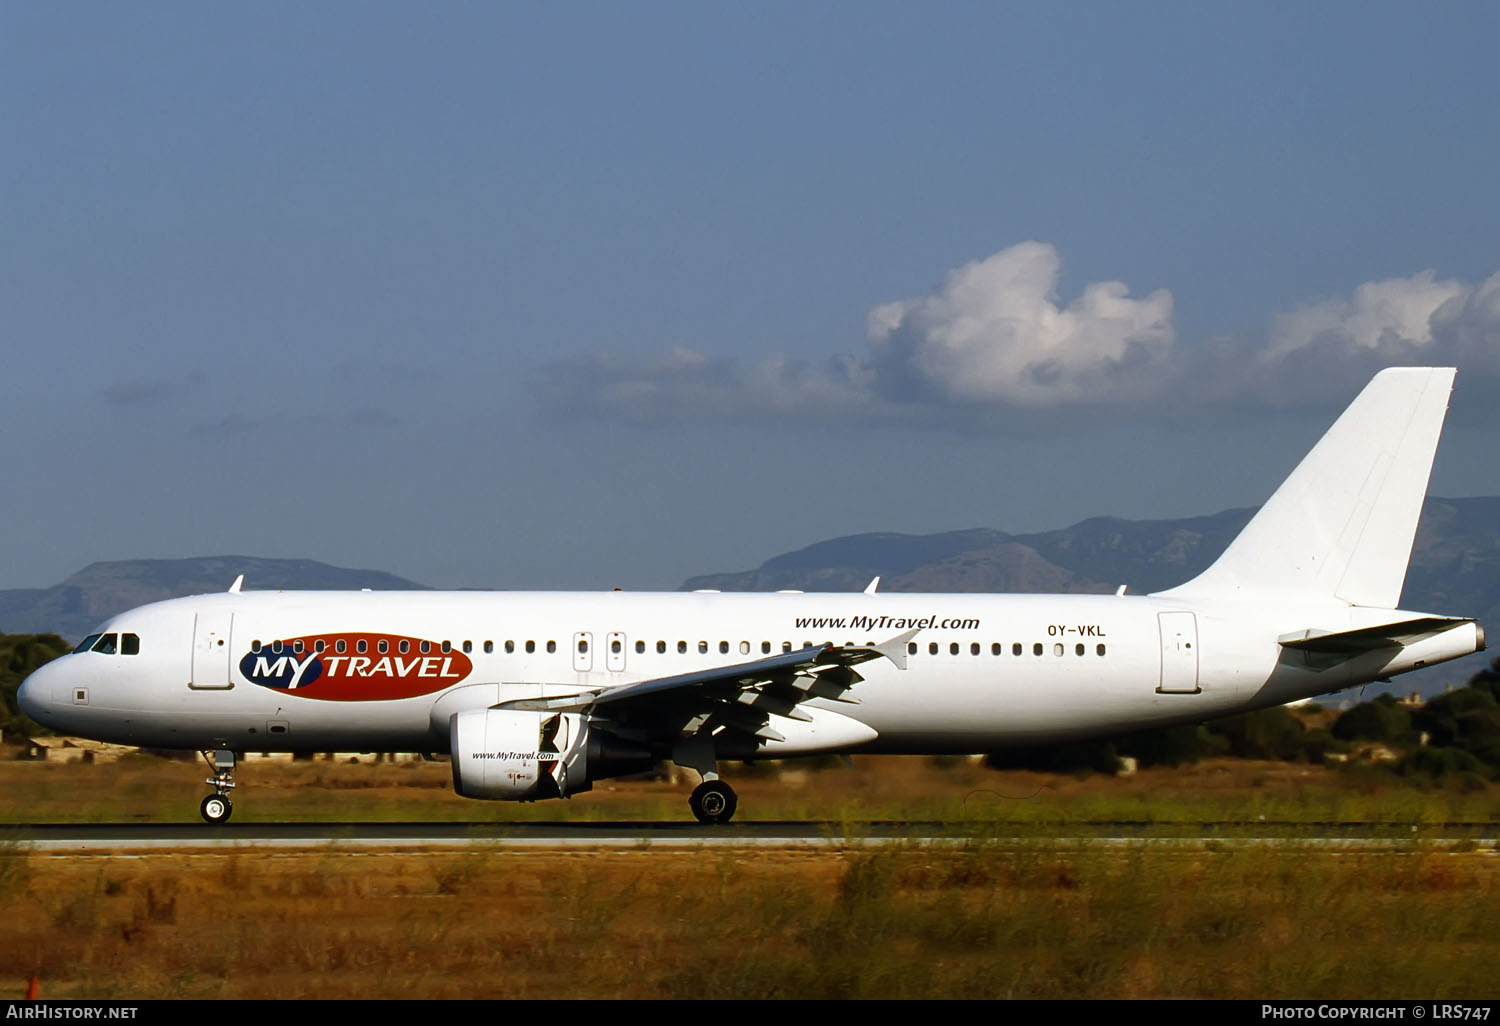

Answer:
[18,367,1486,824]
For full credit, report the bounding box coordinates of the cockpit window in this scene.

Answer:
[75,634,103,654]
[122,633,140,655]
[91,633,119,655]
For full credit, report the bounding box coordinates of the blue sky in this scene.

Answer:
[4,2,1499,592]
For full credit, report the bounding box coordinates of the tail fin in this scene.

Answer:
[1158,367,1455,608]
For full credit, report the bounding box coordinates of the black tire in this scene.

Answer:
[200,794,233,824]
[689,780,737,825]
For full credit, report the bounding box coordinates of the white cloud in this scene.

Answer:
[534,243,1500,426]
[1266,270,1469,359]
[865,241,1174,406]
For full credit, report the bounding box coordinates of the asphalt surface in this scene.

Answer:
[4,820,1498,852]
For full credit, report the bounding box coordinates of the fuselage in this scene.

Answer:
[18,587,1483,756]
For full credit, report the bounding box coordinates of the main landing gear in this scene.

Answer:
[689,779,737,825]
[673,736,737,824]
[199,748,236,824]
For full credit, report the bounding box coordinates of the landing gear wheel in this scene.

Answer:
[200,794,233,824]
[198,747,237,825]
[689,780,737,825]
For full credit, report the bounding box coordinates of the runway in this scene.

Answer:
[5,820,1498,853]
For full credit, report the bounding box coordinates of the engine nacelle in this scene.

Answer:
[448,708,653,801]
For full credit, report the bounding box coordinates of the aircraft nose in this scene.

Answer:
[17,662,59,726]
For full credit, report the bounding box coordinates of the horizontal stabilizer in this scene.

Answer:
[1278,617,1475,653]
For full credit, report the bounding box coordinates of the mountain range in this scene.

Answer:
[0,557,423,641]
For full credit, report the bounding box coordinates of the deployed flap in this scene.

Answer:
[1278,616,1474,653]
[1159,368,1455,608]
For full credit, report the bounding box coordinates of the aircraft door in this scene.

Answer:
[572,632,593,673]
[191,611,235,690]
[1157,612,1200,694]
[606,632,627,672]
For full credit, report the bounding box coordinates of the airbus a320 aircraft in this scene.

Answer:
[18,367,1486,824]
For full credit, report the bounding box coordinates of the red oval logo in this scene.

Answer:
[240,633,472,701]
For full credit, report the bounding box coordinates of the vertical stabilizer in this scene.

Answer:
[1157,367,1455,608]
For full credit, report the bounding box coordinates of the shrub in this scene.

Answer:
[1207,707,1309,761]
[1331,694,1414,745]
[1398,746,1493,783]
[1412,688,1500,774]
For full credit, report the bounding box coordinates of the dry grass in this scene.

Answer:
[1,751,1497,999]
[2,843,1498,999]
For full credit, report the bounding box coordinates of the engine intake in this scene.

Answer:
[449,708,652,801]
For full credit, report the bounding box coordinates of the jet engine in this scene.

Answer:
[448,708,653,801]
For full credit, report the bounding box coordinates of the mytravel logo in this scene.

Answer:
[238,633,473,701]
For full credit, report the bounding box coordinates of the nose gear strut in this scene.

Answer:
[199,747,236,824]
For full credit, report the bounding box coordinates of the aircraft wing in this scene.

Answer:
[496,629,917,744]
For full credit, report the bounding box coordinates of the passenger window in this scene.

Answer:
[420,641,431,654]
[678,641,687,654]
[484,641,494,654]
[782,642,792,653]
[698,641,708,654]
[505,641,515,654]
[525,641,535,654]
[249,639,261,654]
[1013,643,1022,656]
[719,641,729,654]
[92,634,118,655]
[356,640,367,654]
[315,640,326,653]
[336,639,347,654]
[294,640,305,654]
[441,641,452,654]
[991,643,1001,656]
[463,641,473,654]
[377,640,387,654]
[950,643,959,655]
[1076,643,1085,656]
[1054,643,1064,657]
[1097,644,1107,657]
[971,643,980,656]
[75,634,103,654]
[630,640,640,654]
[907,642,917,655]
[929,642,939,655]
[272,641,283,654]
[546,641,556,654]
[657,641,666,654]
[762,641,771,654]
[578,639,589,654]
[399,640,410,654]
[122,634,140,656]
[1033,643,1043,656]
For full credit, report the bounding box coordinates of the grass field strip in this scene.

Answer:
[9,831,1498,854]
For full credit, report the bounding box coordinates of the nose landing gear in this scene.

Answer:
[199,748,236,824]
